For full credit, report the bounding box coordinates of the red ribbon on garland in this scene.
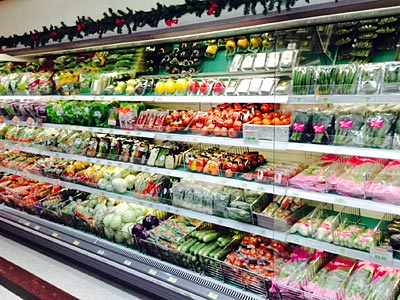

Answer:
[50,31,57,37]
[208,0,219,15]
[31,31,39,41]
[77,23,86,32]
[165,19,179,27]
[115,18,125,25]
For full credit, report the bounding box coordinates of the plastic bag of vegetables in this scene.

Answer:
[344,261,375,300]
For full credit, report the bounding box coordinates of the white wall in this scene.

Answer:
[0,0,335,38]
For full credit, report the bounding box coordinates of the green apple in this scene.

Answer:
[127,79,136,87]
[114,85,124,95]
[125,86,135,95]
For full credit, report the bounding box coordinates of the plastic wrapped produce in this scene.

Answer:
[289,154,340,192]
[333,156,388,198]
[311,111,335,144]
[333,224,364,248]
[363,266,400,300]
[255,161,304,186]
[289,109,313,143]
[303,256,357,300]
[366,160,400,204]
[289,207,324,237]
[361,111,397,148]
[333,113,365,146]
[344,261,375,300]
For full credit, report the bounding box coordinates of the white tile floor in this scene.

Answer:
[0,234,156,300]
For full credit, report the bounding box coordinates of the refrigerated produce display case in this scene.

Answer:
[3,2,400,300]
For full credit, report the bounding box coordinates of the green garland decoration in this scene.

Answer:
[0,0,314,50]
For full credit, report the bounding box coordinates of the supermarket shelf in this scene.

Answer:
[2,166,398,270]
[0,95,155,102]
[1,140,285,195]
[286,187,400,215]
[287,142,400,160]
[155,95,289,104]
[286,234,400,269]
[156,132,288,150]
[41,123,157,139]
[0,206,264,300]
[0,165,286,242]
[288,94,400,104]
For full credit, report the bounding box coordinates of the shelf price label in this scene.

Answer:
[337,247,348,256]
[97,249,105,256]
[53,179,60,188]
[22,169,29,178]
[335,197,347,205]
[167,276,177,284]
[243,130,259,143]
[123,260,132,266]
[11,116,20,125]
[72,240,80,246]
[208,292,218,299]
[148,269,157,276]
[51,231,59,237]
[34,225,40,230]
[14,144,21,153]
[370,247,393,264]
[26,117,35,127]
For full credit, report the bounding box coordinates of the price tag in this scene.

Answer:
[100,192,106,197]
[219,178,227,185]
[53,179,60,188]
[165,134,172,139]
[291,235,303,244]
[335,197,347,205]
[370,247,393,263]
[167,276,177,284]
[34,225,40,230]
[117,195,122,201]
[123,259,132,266]
[0,115,5,124]
[148,269,157,276]
[259,230,267,236]
[0,142,5,151]
[23,221,30,226]
[192,137,199,143]
[319,96,333,104]
[216,219,223,225]
[208,292,219,300]
[363,96,374,103]
[26,117,35,127]
[14,144,21,153]
[22,169,29,178]
[337,247,348,256]
[51,231,59,237]
[243,130,258,143]
[72,240,80,246]
[240,182,249,189]
[11,116,20,125]
[97,249,105,255]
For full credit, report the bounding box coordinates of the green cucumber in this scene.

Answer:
[196,230,217,240]
[179,238,197,253]
[194,243,208,256]
[202,243,220,257]
[115,60,132,68]
[209,247,222,258]
[212,248,231,260]
[203,232,222,243]
[190,241,204,254]
[217,236,233,247]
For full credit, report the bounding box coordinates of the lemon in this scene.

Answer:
[175,78,188,93]
[165,79,176,94]
[127,79,136,87]
[114,85,124,95]
[125,86,135,95]
[155,81,166,94]
[117,81,127,89]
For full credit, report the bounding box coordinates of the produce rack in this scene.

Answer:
[2,3,400,300]
[0,205,264,300]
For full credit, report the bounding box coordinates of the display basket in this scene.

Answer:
[139,220,211,272]
[253,204,311,232]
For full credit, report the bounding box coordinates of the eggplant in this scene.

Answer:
[390,234,400,250]
[386,223,400,236]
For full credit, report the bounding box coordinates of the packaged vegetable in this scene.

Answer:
[289,109,313,143]
[335,64,359,95]
[361,111,397,148]
[358,63,383,94]
[363,266,400,300]
[303,256,357,299]
[333,113,365,146]
[344,261,375,300]
[311,111,334,144]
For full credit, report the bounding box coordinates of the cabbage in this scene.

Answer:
[104,226,115,239]
[112,178,127,193]
[133,208,144,218]
[125,174,136,190]
[104,167,120,179]
[121,222,135,240]
[136,216,145,224]
[102,213,114,226]
[114,229,125,243]
[119,168,130,179]
[98,178,110,190]
[121,209,136,223]
[114,202,130,215]
[106,184,113,192]
[93,203,107,219]
[109,214,122,229]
